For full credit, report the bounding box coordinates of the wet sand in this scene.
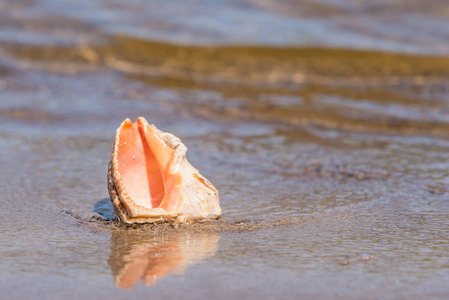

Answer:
[1,0,449,299]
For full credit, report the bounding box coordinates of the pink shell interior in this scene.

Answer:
[116,121,165,209]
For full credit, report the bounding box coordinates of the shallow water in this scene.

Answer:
[1,0,449,299]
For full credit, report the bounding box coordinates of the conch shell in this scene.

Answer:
[107,117,222,224]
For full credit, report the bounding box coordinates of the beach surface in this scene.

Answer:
[1,0,449,299]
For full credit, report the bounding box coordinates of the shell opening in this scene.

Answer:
[116,119,165,209]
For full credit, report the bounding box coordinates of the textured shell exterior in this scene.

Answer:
[108,118,222,224]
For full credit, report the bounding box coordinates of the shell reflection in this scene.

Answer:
[108,230,219,289]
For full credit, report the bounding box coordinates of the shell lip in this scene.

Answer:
[112,118,168,215]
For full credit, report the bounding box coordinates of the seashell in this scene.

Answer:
[107,117,222,224]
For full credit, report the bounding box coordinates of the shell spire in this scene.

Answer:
[108,117,222,224]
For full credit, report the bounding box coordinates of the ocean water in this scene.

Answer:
[1,0,449,299]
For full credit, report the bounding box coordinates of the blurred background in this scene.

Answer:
[1,0,449,299]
